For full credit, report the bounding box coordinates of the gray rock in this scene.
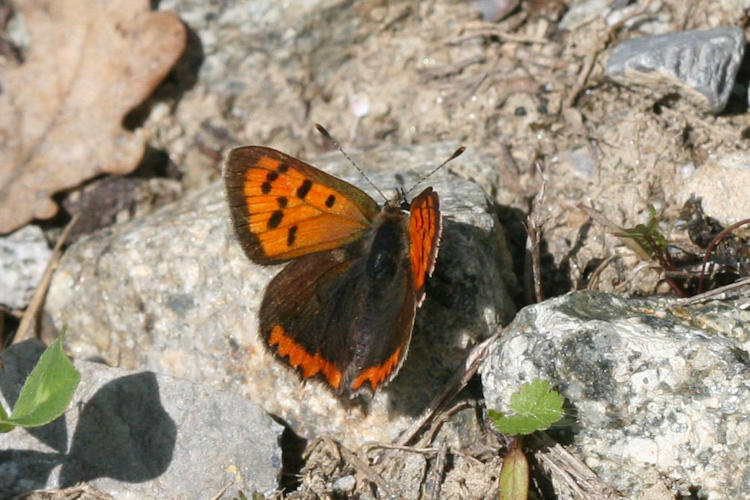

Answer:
[331,474,356,493]
[383,451,428,498]
[44,143,516,448]
[152,0,368,155]
[157,0,333,98]
[476,0,519,22]
[677,151,750,227]
[0,339,283,498]
[559,0,609,30]
[606,27,746,114]
[481,291,750,499]
[559,0,663,33]
[0,225,51,309]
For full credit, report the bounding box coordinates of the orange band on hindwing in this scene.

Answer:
[269,324,342,389]
[351,347,403,391]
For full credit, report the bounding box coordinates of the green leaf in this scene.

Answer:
[489,379,564,435]
[4,332,80,428]
[499,447,529,500]
[0,400,8,421]
[1,374,17,433]
[615,206,667,257]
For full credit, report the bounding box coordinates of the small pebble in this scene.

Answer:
[0,225,51,309]
[332,474,356,493]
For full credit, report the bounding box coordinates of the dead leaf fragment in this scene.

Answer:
[0,0,186,233]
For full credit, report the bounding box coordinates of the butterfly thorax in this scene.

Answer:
[365,207,411,284]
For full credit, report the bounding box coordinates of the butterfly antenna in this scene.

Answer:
[315,123,388,202]
[404,146,466,198]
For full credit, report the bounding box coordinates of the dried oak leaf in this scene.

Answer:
[0,0,186,233]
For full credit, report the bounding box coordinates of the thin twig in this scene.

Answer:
[565,50,597,109]
[606,0,654,36]
[565,0,654,108]
[13,215,79,345]
[611,261,663,294]
[208,482,233,500]
[396,326,506,446]
[449,20,549,45]
[531,434,626,499]
[675,276,750,305]
[427,441,448,500]
[419,55,486,82]
[448,30,548,46]
[419,400,474,447]
[306,435,393,497]
[18,483,114,500]
[697,218,750,293]
[337,440,393,497]
[377,3,412,32]
[586,254,617,290]
[525,163,548,303]
[362,443,439,458]
[303,435,341,462]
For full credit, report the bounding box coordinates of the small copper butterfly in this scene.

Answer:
[224,127,464,397]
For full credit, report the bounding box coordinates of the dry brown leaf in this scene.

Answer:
[0,0,185,233]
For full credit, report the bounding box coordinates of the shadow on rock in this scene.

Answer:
[385,219,517,416]
[59,371,177,486]
[0,449,62,496]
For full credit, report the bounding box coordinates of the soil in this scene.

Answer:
[9,0,750,498]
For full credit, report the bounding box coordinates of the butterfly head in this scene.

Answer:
[382,187,412,212]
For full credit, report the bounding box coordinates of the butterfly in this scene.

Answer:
[224,131,463,397]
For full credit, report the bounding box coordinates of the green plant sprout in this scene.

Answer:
[489,379,564,436]
[491,379,565,500]
[0,331,81,433]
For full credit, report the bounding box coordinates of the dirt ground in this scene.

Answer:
[7,0,750,498]
[148,0,750,304]
[177,1,747,497]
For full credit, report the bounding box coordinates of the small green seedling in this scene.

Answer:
[491,380,565,500]
[489,379,564,436]
[0,331,81,432]
[615,206,669,263]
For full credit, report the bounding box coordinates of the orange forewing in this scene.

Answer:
[408,187,441,306]
[225,146,380,264]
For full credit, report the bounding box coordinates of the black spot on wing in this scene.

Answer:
[325,194,335,208]
[287,225,298,246]
[268,210,283,229]
[297,180,312,199]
